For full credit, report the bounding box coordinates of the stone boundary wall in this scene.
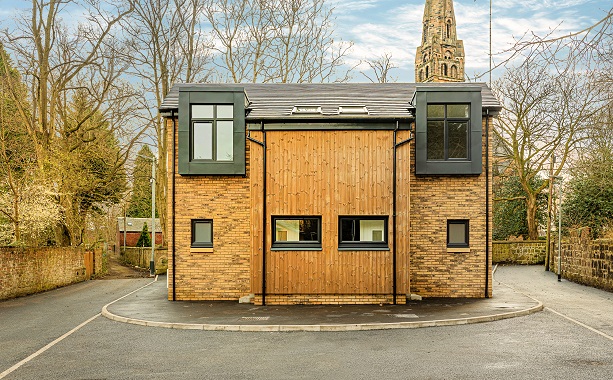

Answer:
[492,241,546,264]
[0,247,102,300]
[549,229,613,292]
[121,247,168,274]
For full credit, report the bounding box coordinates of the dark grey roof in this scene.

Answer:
[159,82,501,119]
[117,217,162,233]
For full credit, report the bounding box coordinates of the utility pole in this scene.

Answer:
[545,156,555,271]
[150,156,156,276]
[558,179,563,282]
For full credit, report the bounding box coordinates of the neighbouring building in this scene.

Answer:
[415,0,465,82]
[160,82,501,305]
[116,217,163,247]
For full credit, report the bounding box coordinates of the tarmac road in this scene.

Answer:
[0,266,611,379]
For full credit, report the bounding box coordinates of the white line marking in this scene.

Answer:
[0,313,100,379]
[0,279,157,379]
[545,307,613,342]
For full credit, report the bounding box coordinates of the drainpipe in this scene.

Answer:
[393,121,413,305]
[172,110,176,301]
[247,124,266,305]
[485,109,490,298]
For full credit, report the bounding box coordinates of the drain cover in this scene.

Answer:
[241,316,270,321]
[391,314,419,318]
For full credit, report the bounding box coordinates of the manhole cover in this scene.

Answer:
[241,316,270,321]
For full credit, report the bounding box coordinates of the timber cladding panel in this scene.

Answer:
[250,130,411,299]
[409,117,493,298]
[168,118,252,301]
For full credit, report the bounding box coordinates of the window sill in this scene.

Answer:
[447,247,470,253]
[190,247,214,253]
[338,247,390,251]
[271,247,322,251]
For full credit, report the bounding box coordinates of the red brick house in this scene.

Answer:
[116,217,163,247]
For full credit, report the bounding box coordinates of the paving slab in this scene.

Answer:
[102,271,542,331]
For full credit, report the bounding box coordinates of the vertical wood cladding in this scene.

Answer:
[250,130,411,298]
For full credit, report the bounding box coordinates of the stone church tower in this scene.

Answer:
[415,0,465,82]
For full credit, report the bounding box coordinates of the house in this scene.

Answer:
[116,217,163,247]
[159,82,501,305]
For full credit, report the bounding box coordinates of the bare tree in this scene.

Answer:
[360,52,398,83]
[493,42,606,240]
[205,0,353,83]
[122,0,214,242]
[2,0,145,246]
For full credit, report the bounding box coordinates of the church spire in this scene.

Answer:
[415,0,465,83]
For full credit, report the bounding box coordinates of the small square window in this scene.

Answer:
[192,219,213,248]
[447,220,469,248]
[339,216,389,250]
[272,216,322,250]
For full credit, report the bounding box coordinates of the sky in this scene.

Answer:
[1,0,611,83]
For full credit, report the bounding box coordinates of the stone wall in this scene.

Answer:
[0,247,102,300]
[492,241,546,264]
[549,228,613,292]
[122,247,168,274]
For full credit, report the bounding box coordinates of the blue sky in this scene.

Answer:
[1,0,611,83]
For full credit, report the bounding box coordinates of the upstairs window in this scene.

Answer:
[178,87,246,175]
[426,104,469,161]
[192,104,234,162]
[413,87,483,175]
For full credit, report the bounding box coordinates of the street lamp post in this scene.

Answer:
[150,156,156,276]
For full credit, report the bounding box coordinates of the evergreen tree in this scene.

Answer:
[127,145,156,218]
[136,222,152,247]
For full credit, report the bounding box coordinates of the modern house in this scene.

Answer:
[160,82,501,305]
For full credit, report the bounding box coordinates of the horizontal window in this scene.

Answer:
[339,216,389,250]
[191,219,213,248]
[447,219,469,248]
[272,216,322,250]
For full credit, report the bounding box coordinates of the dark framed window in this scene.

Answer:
[191,219,213,248]
[272,216,321,250]
[447,220,469,248]
[338,216,389,250]
[178,87,246,175]
[426,104,470,161]
[413,86,483,175]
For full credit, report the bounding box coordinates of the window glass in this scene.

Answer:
[192,220,213,247]
[447,104,470,118]
[272,217,321,249]
[192,105,214,119]
[217,105,234,118]
[339,217,388,249]
[427,121,445,160]
[193,122,213,160]
[216,121,234,161]
[447,122,468,159]
[427,104,445,118]
[448,220,469,248]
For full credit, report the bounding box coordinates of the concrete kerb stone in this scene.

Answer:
[101,299,544,332]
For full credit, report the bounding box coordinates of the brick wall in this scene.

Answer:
[167,117,252,301]
[122,247,168,274]
[549,229,613,292]
[409,117,492,298]
[0,247,100,300]
[117,232,164,247]
[493,241,546,264]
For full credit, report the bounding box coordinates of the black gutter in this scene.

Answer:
[171,110,176,301]
[485,110,490,298]
[247,125,266,305]
[393,121,413,305]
